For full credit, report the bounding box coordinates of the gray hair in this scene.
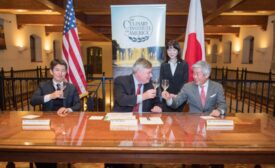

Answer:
[192,61,211,77]
[132,58,152,73]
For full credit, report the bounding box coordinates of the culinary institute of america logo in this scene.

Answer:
[123,16,153,43]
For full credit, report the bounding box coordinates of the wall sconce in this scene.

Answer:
[17,46,27,53]
[233,50,240,56]
[218,51,223,56]
[44,49,53,56]
[256,47,267,55]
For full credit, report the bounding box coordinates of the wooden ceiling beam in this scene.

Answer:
[0,0,49,10]
[208,15,268,30]
[205,26,240,35]
[34,0,110,41]
[170,34,223,42]
[204,0,245,24]
[17,14,63,27]
[205,35,223,41]
[176,0,245,41]
[232,0,275,11]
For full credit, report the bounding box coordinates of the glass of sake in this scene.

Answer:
[59,84,66,99]
[152,78,160,90]
[161,79,169,91]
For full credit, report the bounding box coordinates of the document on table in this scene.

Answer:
[22,119,50,126]
[22,125,51,130]
[22,115,40,119]
[139,117,163,125]
[89,116,104,120]
[105,112,136,120]
[110,119,138,126]
[206,125,234,131]
[110,125,139,131]
[206,119,234,126]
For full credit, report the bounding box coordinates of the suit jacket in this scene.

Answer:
[159,61,188,112]
[171,80,227,114]
[30,80,81,111]
[113,75,161,112]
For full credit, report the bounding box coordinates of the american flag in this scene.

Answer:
[62,0,87,95]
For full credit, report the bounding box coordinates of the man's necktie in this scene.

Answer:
[132,84,142,112]
[200,85,206,107]
[56,83,61,91]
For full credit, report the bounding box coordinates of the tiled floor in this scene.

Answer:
[1,163,275,168]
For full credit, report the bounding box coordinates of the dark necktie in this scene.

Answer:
[56,83,61,91]
[132,84,142,112]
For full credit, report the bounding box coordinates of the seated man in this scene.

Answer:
[113,57,162,113]
[162,60,227,116]
[31,59,81,115]
[108,58,162,168]
[30,59,81,168]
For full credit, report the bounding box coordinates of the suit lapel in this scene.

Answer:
[165,63,173,77]
[173,62,181,77]
[129,75,136,95]
[192,83,203,109]
[205,80,213,109]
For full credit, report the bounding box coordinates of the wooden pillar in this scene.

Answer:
[271,21,275,72]
[0,68,4,111]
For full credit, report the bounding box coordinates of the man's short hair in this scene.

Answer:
[132,58,152,73]
[50,59,67,70]
[192,61,211,77]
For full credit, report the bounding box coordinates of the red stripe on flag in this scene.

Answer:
[66,40,86,91]
[68,29,87,87]
[68,65,81,93]
[62,41,70,81]
[64,34,83,93]
[184,33,202,81]
[71,29,82,55]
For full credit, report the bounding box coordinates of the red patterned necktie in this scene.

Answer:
[200,85,206,107]
[132,84,142,112]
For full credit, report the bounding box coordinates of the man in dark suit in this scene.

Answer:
[31,59,81,115]
[30,59,81,168]
[113,57,162,113]
[162,60,226,116]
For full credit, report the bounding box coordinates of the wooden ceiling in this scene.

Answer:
[0,0,274,42]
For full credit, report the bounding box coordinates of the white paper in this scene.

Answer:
[22,125,51,130]
[22,115,40,119]
[22,119,50,126]
[105,113,136,120]
[206,125,234,131]
[110,125,139,131]
[89,116,104,120]
[110,119,138,126]
[206,119,234,126]
[139,117,163,125]
[200,116,215,120]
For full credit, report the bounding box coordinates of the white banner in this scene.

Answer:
[111,4,166,78]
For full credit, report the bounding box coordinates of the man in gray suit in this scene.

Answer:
[162,61,226,116]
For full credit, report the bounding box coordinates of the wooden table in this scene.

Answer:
[0,111,275,164]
